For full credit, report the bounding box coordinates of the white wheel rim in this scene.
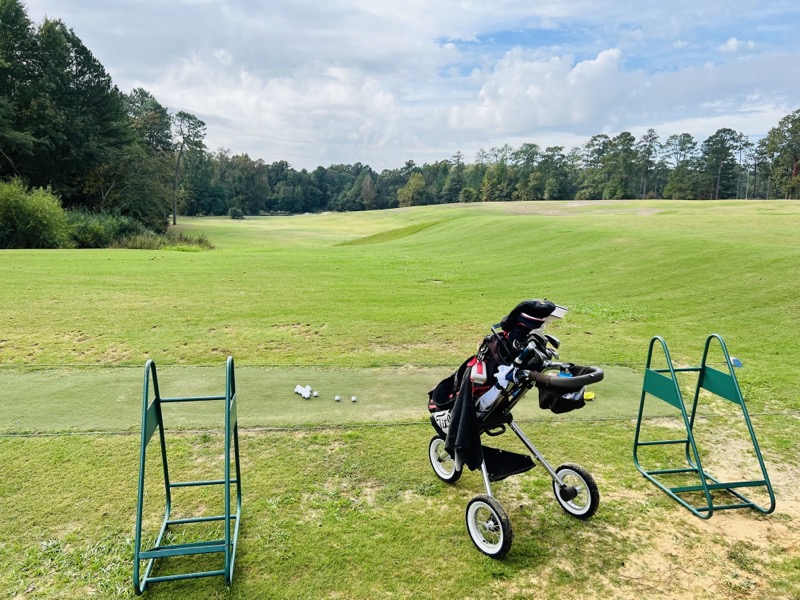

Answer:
[430,438,455,479]
[555,468,591,516]
[467,501,503,554]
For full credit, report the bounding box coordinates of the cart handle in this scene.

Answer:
[526,365,604,390]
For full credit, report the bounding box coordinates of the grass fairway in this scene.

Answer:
[1,200,800,598]
[1,200,798,406]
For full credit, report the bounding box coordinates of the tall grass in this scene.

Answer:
[114,229,213,250]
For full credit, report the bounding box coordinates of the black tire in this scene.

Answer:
[552,463,599,519]
[428,435,461,483]
[465,495,513,558]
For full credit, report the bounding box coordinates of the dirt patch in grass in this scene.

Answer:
[615,458,800,599]
[613,510,798,599]
[270,322,327,339]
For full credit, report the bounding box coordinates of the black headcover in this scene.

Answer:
[500,300,556,333]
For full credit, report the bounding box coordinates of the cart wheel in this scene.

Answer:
[428,435,461,483]
[552,463,599,519]
[465,495,513,558]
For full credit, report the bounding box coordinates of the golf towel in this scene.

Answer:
[444,376,484,471]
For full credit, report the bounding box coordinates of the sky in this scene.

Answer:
[21,0,800,171]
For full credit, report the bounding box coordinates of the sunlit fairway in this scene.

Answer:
[1,200,799,598]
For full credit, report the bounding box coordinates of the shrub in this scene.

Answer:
[113,232,164,249]
[0,179,72,248]
[113,229,213,250]
[229,207,245,219]
[173,231,213,249]
[66,210,148,248]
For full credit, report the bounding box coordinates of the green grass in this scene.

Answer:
[338,219,450,246]
[1,200,800,598]
[1,200,798,410]
[1,419,798,599]
[0,364,654,433]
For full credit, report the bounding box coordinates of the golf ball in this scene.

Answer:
[335,395,341,402]
[313,391,319,397]
[351,396,357,402]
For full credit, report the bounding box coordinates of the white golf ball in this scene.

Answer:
[335,395,341,402]
[313,391,319,397]
[351,396,357,402]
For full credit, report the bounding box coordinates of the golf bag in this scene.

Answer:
[426,299,604,557]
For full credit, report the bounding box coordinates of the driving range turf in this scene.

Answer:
[1,200,799,598]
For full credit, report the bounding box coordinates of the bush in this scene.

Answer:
[66,210,148,248]
[229,207,245,219]
[113,231,164,249]
[0,179,73,248]
[173,231,213,249]
[0,180,215,251]
[113,229,213,250]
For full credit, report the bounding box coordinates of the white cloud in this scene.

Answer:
[213,49,233,66]
[719,37,756,52]
[448,48,638,133]
[20,0,800,170]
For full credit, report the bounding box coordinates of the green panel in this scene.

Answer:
[699,366,741,404]
[643,369,683,409]
[143,402,160,446]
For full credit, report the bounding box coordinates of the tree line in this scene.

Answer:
[2,0,799,235]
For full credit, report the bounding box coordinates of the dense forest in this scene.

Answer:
[1,0,799,235]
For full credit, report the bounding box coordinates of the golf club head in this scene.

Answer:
[544,334,560,349]
[527,331,547,351]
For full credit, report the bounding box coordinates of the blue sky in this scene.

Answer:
[22,0,800,170]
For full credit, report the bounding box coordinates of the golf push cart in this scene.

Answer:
[427,300,604,558]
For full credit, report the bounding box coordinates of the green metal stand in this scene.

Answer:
[633,335,775,519]
[133,357,242,594]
